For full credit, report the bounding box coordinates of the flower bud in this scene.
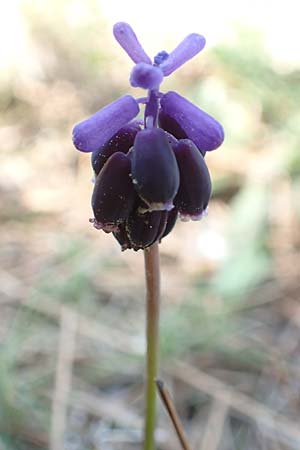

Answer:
[173,139,211,220]
[160,91,224,152]
[154,51,169,65]
[131,128,180,210]
[91,152,136,231]
[73,95,139,153]
[91,121,141,175]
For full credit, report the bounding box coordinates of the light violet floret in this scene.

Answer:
[160,34,206,76]
[160,91,224,151]
[72,95,139,153]
[113,22,152,65]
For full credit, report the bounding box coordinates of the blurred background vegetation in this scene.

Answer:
[0,1,299,449]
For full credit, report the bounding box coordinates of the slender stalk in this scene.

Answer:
[144,242,161,450]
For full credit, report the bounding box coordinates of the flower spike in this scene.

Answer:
[72,21,224,250]
[160,34,206,76]
[73,95,139,153]
[173,139,211,220]
[113,22,152,64]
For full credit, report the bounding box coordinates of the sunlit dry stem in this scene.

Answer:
[144,243,161,450]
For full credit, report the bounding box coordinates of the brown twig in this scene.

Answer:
[198,398,229,450]
[156,379,193,450]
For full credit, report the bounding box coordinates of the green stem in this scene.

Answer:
[144,242,161,450]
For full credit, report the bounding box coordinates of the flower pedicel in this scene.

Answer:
[72,22,224,250]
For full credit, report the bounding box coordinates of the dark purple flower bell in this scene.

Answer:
[173,139,211,220]
[113,199,170,251]
[158,110,206,158]
[91,121,141,176]
[131,128,179,211]
[113,224,132,251]
[160,207,178,240]
[72,21,224,250]
[91,152,136,232]
[126,207,168,251]
[158,109,189,141]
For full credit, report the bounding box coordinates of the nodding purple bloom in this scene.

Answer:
[72,22,224,250]
[113,224,132,252]
[91,152,136,232]
[126,208,167,251]
[173,139,211,220]
[160,207,178,240]
[131,128,179,211]
[91,121,141,176]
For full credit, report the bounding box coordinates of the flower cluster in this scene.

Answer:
[72,22,224,251]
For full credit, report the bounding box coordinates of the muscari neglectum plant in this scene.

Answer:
[72,22,224,450]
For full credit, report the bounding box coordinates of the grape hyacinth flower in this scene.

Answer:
[72,21,224,251]
[72,22,224,450]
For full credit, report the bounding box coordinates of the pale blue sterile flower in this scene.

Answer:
[72,95,139,153]
[130,63,164,90]
[113,22,152,64]
[160,91,224,151]
[160,33,206,76]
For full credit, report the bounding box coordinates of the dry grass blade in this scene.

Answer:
[22,298,140,354]
[198,398,229,450]
[50,306,78,450]
[71,389,142,429]
[172,362,300,449]
[68,389,172,448]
